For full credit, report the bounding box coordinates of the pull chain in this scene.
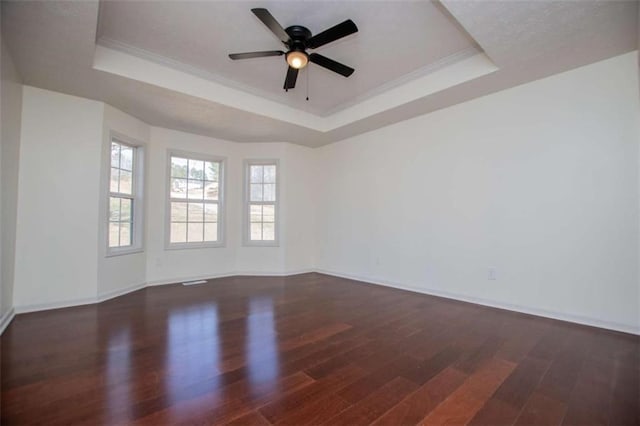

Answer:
[306,66,310,101]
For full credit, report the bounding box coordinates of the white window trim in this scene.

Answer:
[243,159,280,247]
[165,149,226,250]
[105,131,145,257]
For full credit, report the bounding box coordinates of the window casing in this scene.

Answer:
[108,136,144,255]
[167,151,225,248]
[244,160,279,246]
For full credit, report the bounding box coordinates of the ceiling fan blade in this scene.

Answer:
[309,53,354,77]
[307,19,358,49]
[283,66,299,90]
[229,50,284,60]
[251,8,290,44]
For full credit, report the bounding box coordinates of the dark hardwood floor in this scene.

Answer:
[1,273,638,425]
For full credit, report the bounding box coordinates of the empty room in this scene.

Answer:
[1,0,639,424]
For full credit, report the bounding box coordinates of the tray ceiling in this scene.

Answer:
[2,0,637,146]
[97,1,479,116]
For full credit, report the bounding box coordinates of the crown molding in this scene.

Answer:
[93,41,498,132]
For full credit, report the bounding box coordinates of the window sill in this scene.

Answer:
[243,241,280,248]
[106,247,144,258]
[165,241,226,250]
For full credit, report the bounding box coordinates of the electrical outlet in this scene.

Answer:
[488,268,497,280]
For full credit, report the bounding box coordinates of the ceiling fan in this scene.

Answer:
[229,8,358,91]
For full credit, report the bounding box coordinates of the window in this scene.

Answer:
[108,137,143,254]
[245,160,278,246]
[168,152,224,247]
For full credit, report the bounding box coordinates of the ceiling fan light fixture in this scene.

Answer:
[286,50,308,69]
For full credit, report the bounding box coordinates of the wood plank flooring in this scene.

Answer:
[1,273,638,425]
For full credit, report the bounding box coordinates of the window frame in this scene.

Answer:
[165,149,226,250]
[243,159,280,247]
[106,131,145,257]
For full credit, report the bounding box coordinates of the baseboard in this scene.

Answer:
[14,270,316,314]
[14,268,634,335]
[15,295,98,314]
[14,282,146,314]
[97,282,146,302]
[147,269,315,287]
[315,269,640,336]
[147,271,237,287]
[0,307,15,335]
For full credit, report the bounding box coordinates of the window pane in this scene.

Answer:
[205,161,219,181]
[109,197,121,221]
[171,157,188,178]
[110,168,120,193]
[204,204,218,222]
[203,182,218,201]
[250,165,263,183]
[263,165,276,183]
[187,180,204,200]
[120,198,132,222]
[204,223,218,242]
[188,160,204,180]
[120,146,133,171]
[169,155,223,246]
[171,222,187,243]
[108,222,120,247]
[120,222,132,246]
[250,204,262,222]
[263,205,275,222]
[263,222,275,241]
[250,184,263,202]
[187,222,204,242]
[120,170,133,195]
[110,143,120,168]
[171,202,187,222]
[188,202,204,222]
[250,222,262,240]
[171,178,187,199]
[263,184,276,202]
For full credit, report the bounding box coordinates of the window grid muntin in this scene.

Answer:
[248,163,277,242]
[109,141,136,248]
[169,155,222,244]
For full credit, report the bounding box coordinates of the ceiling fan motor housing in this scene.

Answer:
[285,25,312,46]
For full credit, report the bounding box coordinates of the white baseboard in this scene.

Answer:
[147,269,315,287]
[0,307,15,335]
[314,269,640,336]
[14,271,315,314]
[15,296,98,314]
[14,282,146,314]
[97,282,146,302]
[12,268,636,336]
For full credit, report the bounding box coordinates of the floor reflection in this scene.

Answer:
[106,327,131,423]
[246,297,279,389]
[165,303,220,406]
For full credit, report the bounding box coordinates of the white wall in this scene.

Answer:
[14,87,104,309]
[11,88,316,311]
[97,104,150,297]
[145,127,316,284]
[0,37,23,323]
[316,51,640,334]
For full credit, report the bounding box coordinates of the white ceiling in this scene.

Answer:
[1,1,638,147]
[97,1,478,115]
